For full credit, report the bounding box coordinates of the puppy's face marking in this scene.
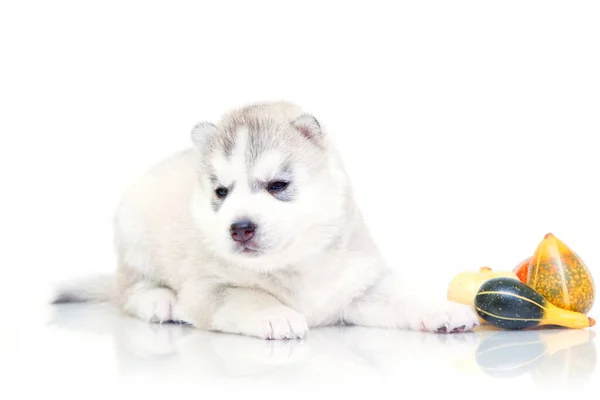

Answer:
[191,107,346,271]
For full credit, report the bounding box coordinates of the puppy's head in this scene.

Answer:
[190,102,349,271]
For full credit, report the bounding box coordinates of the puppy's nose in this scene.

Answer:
[230,220,256,242]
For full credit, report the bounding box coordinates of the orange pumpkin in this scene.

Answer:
[513,256,532,283]
[527,233,595,314]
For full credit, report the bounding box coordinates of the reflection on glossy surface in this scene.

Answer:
[17,303,594,397]
[476,329,596,385]
[47,303,479,383]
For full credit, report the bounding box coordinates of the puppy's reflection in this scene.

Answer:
[49,303,309,380]
[48,303,478,383]
[475,328,596,385]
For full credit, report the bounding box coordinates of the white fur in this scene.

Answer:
[53,101,480,339]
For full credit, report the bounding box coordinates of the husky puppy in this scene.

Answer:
[54,101,479,339]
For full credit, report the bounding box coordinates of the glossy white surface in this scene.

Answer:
[2,302,597,400]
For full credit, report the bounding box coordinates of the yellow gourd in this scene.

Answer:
[447,266,519,307]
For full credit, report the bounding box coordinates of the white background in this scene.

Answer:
[1,1,599,397]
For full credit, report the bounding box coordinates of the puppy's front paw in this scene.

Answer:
[258,307,309,340]
[414,301,480,334]
[123,287,180,324]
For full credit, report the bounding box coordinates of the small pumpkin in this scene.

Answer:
[513,256,532,283]
[527,233,595,314]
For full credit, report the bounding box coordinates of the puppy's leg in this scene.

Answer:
[118,275,181,324]
[342,271,480,333]
[178,285,309,340]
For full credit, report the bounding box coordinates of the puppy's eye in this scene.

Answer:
[215,187,229,198]
[267,181,289,192]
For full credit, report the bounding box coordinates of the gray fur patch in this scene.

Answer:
[211,198,224,212]
[246,119,280,170]
[248,159,296,201]
[197,101,321,168]
[246,181,296,202]
[221,134,236,159]
[271,185,296,202]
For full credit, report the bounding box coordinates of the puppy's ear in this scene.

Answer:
[191,122,219,148]
[291,114,323,142]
